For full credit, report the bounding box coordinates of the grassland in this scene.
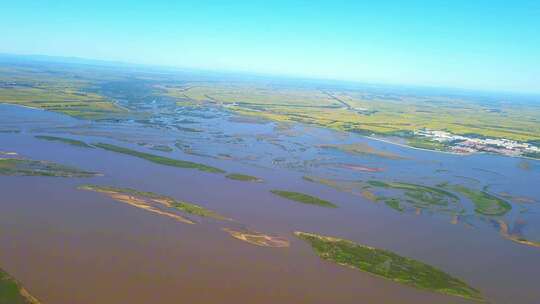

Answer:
[0,65,127,119]
[270,190,337,208]
[0,268,41,304]
[406,138,449,151]
[451,186,512,216]
[295,231,483,301]
[0,158,98,177]
[3,60,538,148]
[162,82,540,145]
[225,173,262,182]
[78,185,229,221]
[35,135,93,148]
[94,143,225,173]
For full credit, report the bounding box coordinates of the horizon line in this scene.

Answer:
[1,51,539,97]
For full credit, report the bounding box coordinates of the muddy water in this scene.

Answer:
[0,104,539,303]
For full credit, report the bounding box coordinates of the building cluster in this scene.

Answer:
[414,129,540,157]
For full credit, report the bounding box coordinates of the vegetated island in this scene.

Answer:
[319,143,405,160]
[450,185,511,216]
[225,173,262,182]
[0,157,99,177]
[0,268,41,304]
[78,185,230,223]
[295,231,483,302]
[270,190,337,208]
[34,135,93,148]
[366,180,462,214]
[93,143,225,173]
[222,228,289,247]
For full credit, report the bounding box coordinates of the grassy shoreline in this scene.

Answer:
[35,135,93,148]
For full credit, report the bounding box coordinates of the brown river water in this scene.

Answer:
[1,104,539,303]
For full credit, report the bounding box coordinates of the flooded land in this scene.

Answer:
[0,59,539,304]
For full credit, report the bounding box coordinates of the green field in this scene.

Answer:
[0,268,41,304]
[295,232,483,301]
[407,137,449,151]
[270,190,337,208]
[35,135,93,148]
[94,143,225,173]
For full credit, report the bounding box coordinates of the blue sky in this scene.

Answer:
[1,1,539,93]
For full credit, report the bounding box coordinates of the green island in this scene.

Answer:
[78,185,229,222]
[0,158,98,177]
[382,197,403,212]
[94,143,225,173]
[270,190,337,208]
[319,143,404,159]
[225,173,262,182]
[0,268,41,304]
[295,231,483,301]
[451,185,512,216]
[35,135,93,148]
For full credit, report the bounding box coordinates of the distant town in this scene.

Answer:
[414,129,540,159]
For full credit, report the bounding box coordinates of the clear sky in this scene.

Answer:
[1,1,539,93]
